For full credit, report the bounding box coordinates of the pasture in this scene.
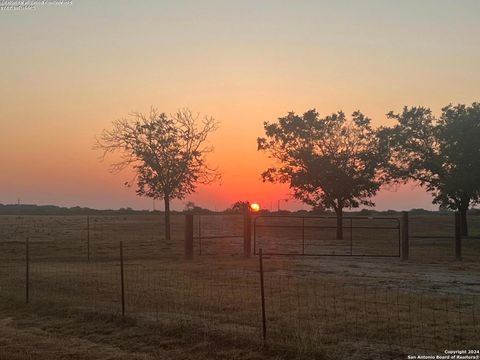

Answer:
[0,214,479,359]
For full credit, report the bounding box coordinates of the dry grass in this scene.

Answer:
[0,296,290,360]
[0,214,479,359]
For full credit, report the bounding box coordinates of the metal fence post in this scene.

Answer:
[455,212,462,261]
[259,248,267,344]
[185,214,194,259]
[401,211,409,260]
[87,216,90,261]
[244,210,252,258]
[25,237,29,304]
[119,241,125,317]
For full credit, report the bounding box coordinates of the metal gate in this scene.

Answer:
[253,215,400,257]
[194,214,244,255]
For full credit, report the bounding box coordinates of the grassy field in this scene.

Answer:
[0,214,479,359]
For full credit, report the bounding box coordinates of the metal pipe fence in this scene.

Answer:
[2,214,479,261]
[193,214,244,256]
[254,215,401,257]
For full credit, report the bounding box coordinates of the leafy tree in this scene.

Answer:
[382,103,480,235]
[184,201,197,212]
[184,201,208,214]
[258,109,390,239]
[230,200,250,212]
[95,108,219,240]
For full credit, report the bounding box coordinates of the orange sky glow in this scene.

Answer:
[1,1,479,211]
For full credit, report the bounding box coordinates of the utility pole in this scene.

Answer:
[277,198,288,212]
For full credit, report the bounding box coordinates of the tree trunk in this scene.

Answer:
[460,207,468,237]
[164,197,171,241]
[335,208,343,240]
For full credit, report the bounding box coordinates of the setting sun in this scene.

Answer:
[250,203,260,212]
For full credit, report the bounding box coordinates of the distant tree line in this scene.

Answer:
[0,204,147,216]
[2,203,479,217]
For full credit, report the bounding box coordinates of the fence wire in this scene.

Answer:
[0,214,479,355]
[0,247,478,354]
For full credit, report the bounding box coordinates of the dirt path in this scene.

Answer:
[282,256,480,294]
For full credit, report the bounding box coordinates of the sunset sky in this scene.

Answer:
[1,0,479,211]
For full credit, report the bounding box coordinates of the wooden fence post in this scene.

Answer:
[243,209,251,258]
[185,214,194,260]
[259,248,267,344]
[401,211,409,260]
[455,212,462,261]
[198,215,202,256]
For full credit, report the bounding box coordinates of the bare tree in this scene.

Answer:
[95,108,219,240]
